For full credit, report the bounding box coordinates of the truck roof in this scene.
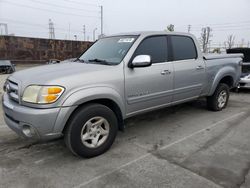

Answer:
[108,31,195,38]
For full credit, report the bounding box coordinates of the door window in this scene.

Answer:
[133,36,168,63]
[171,36,197,61]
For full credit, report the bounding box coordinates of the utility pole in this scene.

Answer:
[83,25,86,41]
[48,19,55,39]
[0,23,8,35]
[68,23,71,40]
[100,6,103,36]
[93,28,97,41]
[188,25,191,33]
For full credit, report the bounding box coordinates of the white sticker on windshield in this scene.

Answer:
[118,38,135,43]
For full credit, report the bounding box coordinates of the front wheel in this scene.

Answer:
[64,103,118,158]
[207,83,230,111]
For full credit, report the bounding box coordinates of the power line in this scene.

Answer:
[1,0,100,18]
[22,0,100,13]
[190,28,250,32]
[179,20,250,27]
[177,24,250,31]
[0,18,48,29]
[0,18,94,34]
[62,0,100,7]
[190,24,250,29]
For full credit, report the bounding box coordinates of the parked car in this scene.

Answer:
[240,73,250,88]
[227,48,250,89]
[46,59,61,64]
[60,58,76,64]
[2,31,243,158]
[0,60,15,74]
[47,58,76,64]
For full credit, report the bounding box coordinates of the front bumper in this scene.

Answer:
[2,93,74,140]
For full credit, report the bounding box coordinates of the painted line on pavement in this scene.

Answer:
[73,111,245,188]
[0,125,7,129]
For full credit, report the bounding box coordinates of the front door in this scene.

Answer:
[125,36,174,116]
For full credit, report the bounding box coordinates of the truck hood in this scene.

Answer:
[10,62,119,91]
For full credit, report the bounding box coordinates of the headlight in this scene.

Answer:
[22,85,64,104]
[3,80,8,92]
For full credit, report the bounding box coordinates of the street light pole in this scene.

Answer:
[93,28,97,41]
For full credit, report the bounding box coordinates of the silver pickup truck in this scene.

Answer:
[2,32,243,158]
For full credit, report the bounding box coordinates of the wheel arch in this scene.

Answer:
[61,98,125,135]
[53,87,125,134]
[208,67,236,96]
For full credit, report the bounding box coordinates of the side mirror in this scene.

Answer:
[130,55,152,68]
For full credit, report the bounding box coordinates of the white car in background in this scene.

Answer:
[239,63,250,89]
[227,48,250,89]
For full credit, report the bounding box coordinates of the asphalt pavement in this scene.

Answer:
[0,66,250,188]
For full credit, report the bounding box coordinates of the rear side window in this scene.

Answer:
[133,36,168,63]
[171,36,197,61]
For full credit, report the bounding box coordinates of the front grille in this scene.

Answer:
[6,80,19,103]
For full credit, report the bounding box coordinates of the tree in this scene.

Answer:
[212,48,221,54]
[166,24,175,32]
[224,35,235,49]
[200,27,212,53]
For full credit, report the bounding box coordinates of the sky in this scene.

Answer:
[0,0,250,47]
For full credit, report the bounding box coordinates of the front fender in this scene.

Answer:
[62,86,125,117]
[208,66,236,96]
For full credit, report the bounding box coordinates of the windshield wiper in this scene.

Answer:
[88,58,107,63]
[75,58,85,63]
[87,59,114,65]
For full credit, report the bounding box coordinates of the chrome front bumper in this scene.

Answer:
[2,93,74,140]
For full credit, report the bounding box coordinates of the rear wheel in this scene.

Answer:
[207,83,230,111]
[64,103,118,158]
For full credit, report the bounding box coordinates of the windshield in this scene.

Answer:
[78,36,138,65]
[0,60,11,66]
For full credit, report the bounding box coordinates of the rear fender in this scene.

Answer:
[208,67,236,96]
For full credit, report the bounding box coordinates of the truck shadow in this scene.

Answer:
[0,99,208,162]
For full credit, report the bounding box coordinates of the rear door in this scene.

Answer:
[169,35,206,103]
[125,36,174,116]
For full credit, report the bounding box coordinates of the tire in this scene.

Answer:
[207,83,230,111]
[64,103,118,158]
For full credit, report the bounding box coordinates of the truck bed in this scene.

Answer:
[204,53,244,60]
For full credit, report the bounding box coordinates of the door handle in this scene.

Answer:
[196,65,204,70]
[161,70,171,75]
